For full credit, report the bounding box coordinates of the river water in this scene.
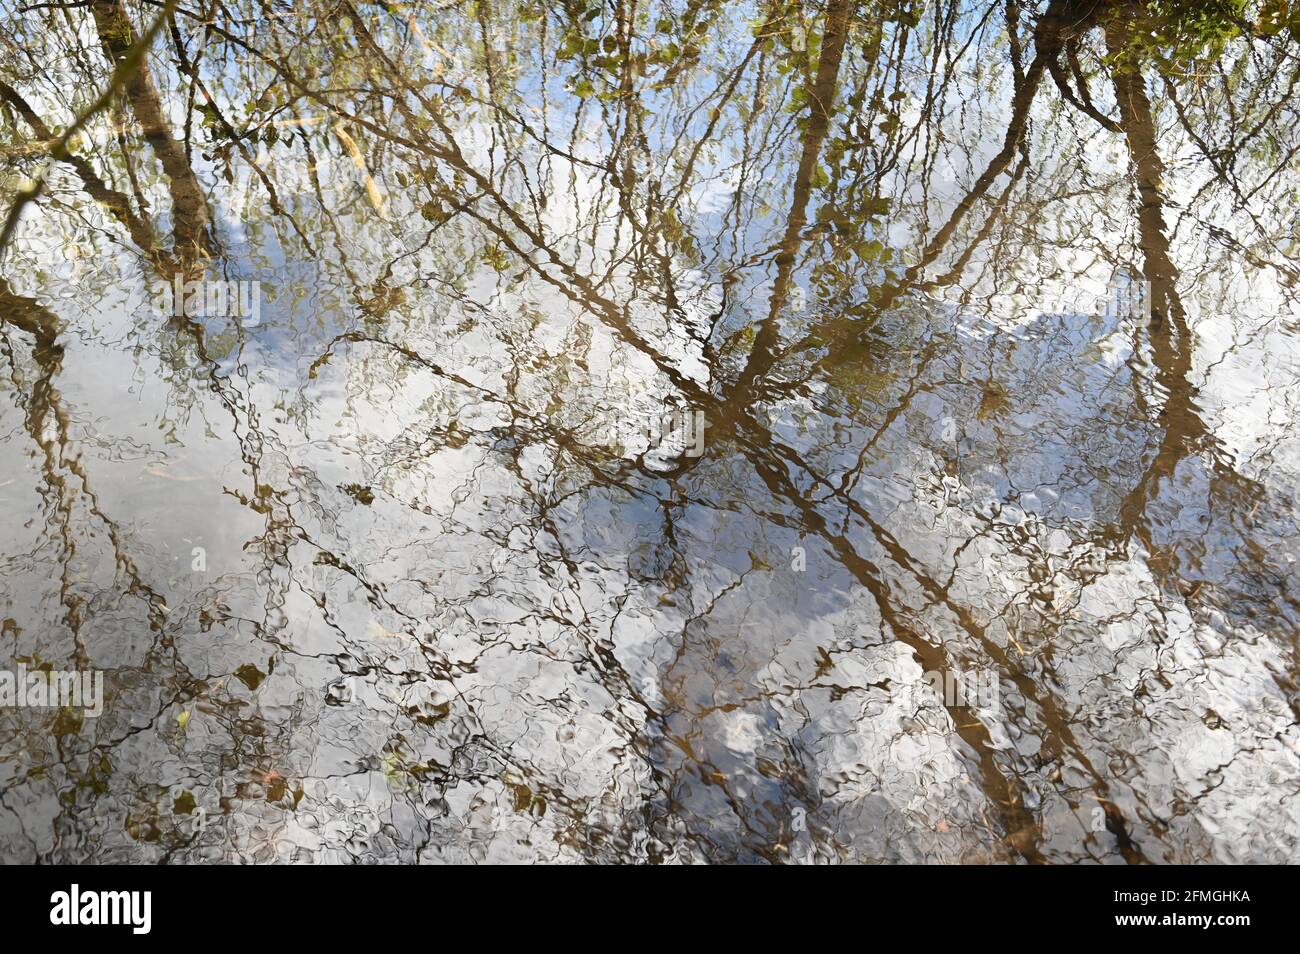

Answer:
[0,0,1297,863]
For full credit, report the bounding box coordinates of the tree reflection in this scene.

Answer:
[1,0,1298,863]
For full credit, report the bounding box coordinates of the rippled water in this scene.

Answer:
[1,0,1298,863]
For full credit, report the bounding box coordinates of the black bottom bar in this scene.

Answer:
[8,864,1283,941]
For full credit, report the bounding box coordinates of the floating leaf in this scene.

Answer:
[341,483,375,505]
[234,664,265,691]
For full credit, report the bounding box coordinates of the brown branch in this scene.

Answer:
[0,0,180,255]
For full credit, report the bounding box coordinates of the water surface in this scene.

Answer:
[1,0,1298,863]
